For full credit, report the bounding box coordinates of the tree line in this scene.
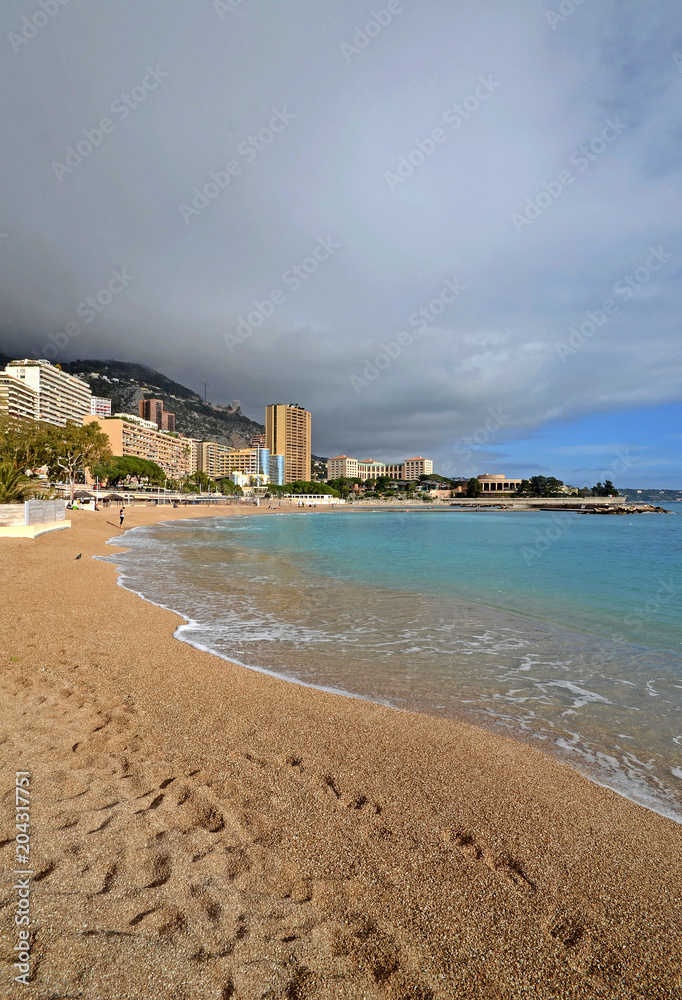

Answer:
[0,417,112,503]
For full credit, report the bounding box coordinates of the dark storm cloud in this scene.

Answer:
[0,0,680,470]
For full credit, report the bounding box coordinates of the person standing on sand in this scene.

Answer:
[119,507,125,527]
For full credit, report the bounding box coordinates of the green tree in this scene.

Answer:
[515,476,564,498]
[590,480,617,497]
[90,455,165,487]
[0,462,41,503]
[326,476,362,500]
[182,470,215,493]
[217,478,243,496]
[466,477,482,498]
[0,415,49,472]
[43,421,112,502]
[419,473,449,484]
[285,481,340,496]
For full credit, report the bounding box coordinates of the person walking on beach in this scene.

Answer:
[119,507,125,527]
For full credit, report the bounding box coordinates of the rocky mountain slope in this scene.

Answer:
[61,359,264,450]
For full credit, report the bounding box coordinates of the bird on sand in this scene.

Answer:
[75,553,82,560]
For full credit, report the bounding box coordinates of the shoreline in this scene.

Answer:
[106,511,682,827]
[2,504,681,998]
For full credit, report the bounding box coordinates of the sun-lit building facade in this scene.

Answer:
[84,414,192,480]
[0,372,39,421]
[326,455,433,482]
[5,360,91,427]
[265,403,311,483]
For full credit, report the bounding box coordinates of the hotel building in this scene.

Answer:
[4,359,91,427]
[327,456,358,479]
[84,414,192,480]
[265,403,311,483]
[326,455,433,482]
[403,457,433,479]
[0,372,39,421]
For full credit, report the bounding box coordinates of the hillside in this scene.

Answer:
[619,488,682,504]
[60,359,265,449]
[0,352,328,470]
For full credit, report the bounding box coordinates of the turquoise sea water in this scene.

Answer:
[105,508,682,822]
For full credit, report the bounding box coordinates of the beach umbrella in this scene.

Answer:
[103,493,125,501]
[73,490,94,498]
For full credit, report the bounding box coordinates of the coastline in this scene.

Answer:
[105,510,682,825]
[2,505,681,998]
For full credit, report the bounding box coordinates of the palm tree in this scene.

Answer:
[0,462,40,503]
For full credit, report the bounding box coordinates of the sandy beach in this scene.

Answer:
[1,505,681,999]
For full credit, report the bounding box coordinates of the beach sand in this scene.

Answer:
[1,505,681,999]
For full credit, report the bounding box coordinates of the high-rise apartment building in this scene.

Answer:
[265,404,311,484]
[139,398,175,432]
[0,372,39,421]
[4,360,91,426]
[197,441,234,479]
[90,396,112,418]
[186,438,200,474]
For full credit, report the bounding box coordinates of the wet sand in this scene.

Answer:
[1,504,681,999]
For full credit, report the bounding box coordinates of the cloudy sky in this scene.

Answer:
[1,0,681,486]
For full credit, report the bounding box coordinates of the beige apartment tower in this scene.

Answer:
[265,403,311,483]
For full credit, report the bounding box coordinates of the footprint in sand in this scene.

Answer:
[442,827,537,894]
